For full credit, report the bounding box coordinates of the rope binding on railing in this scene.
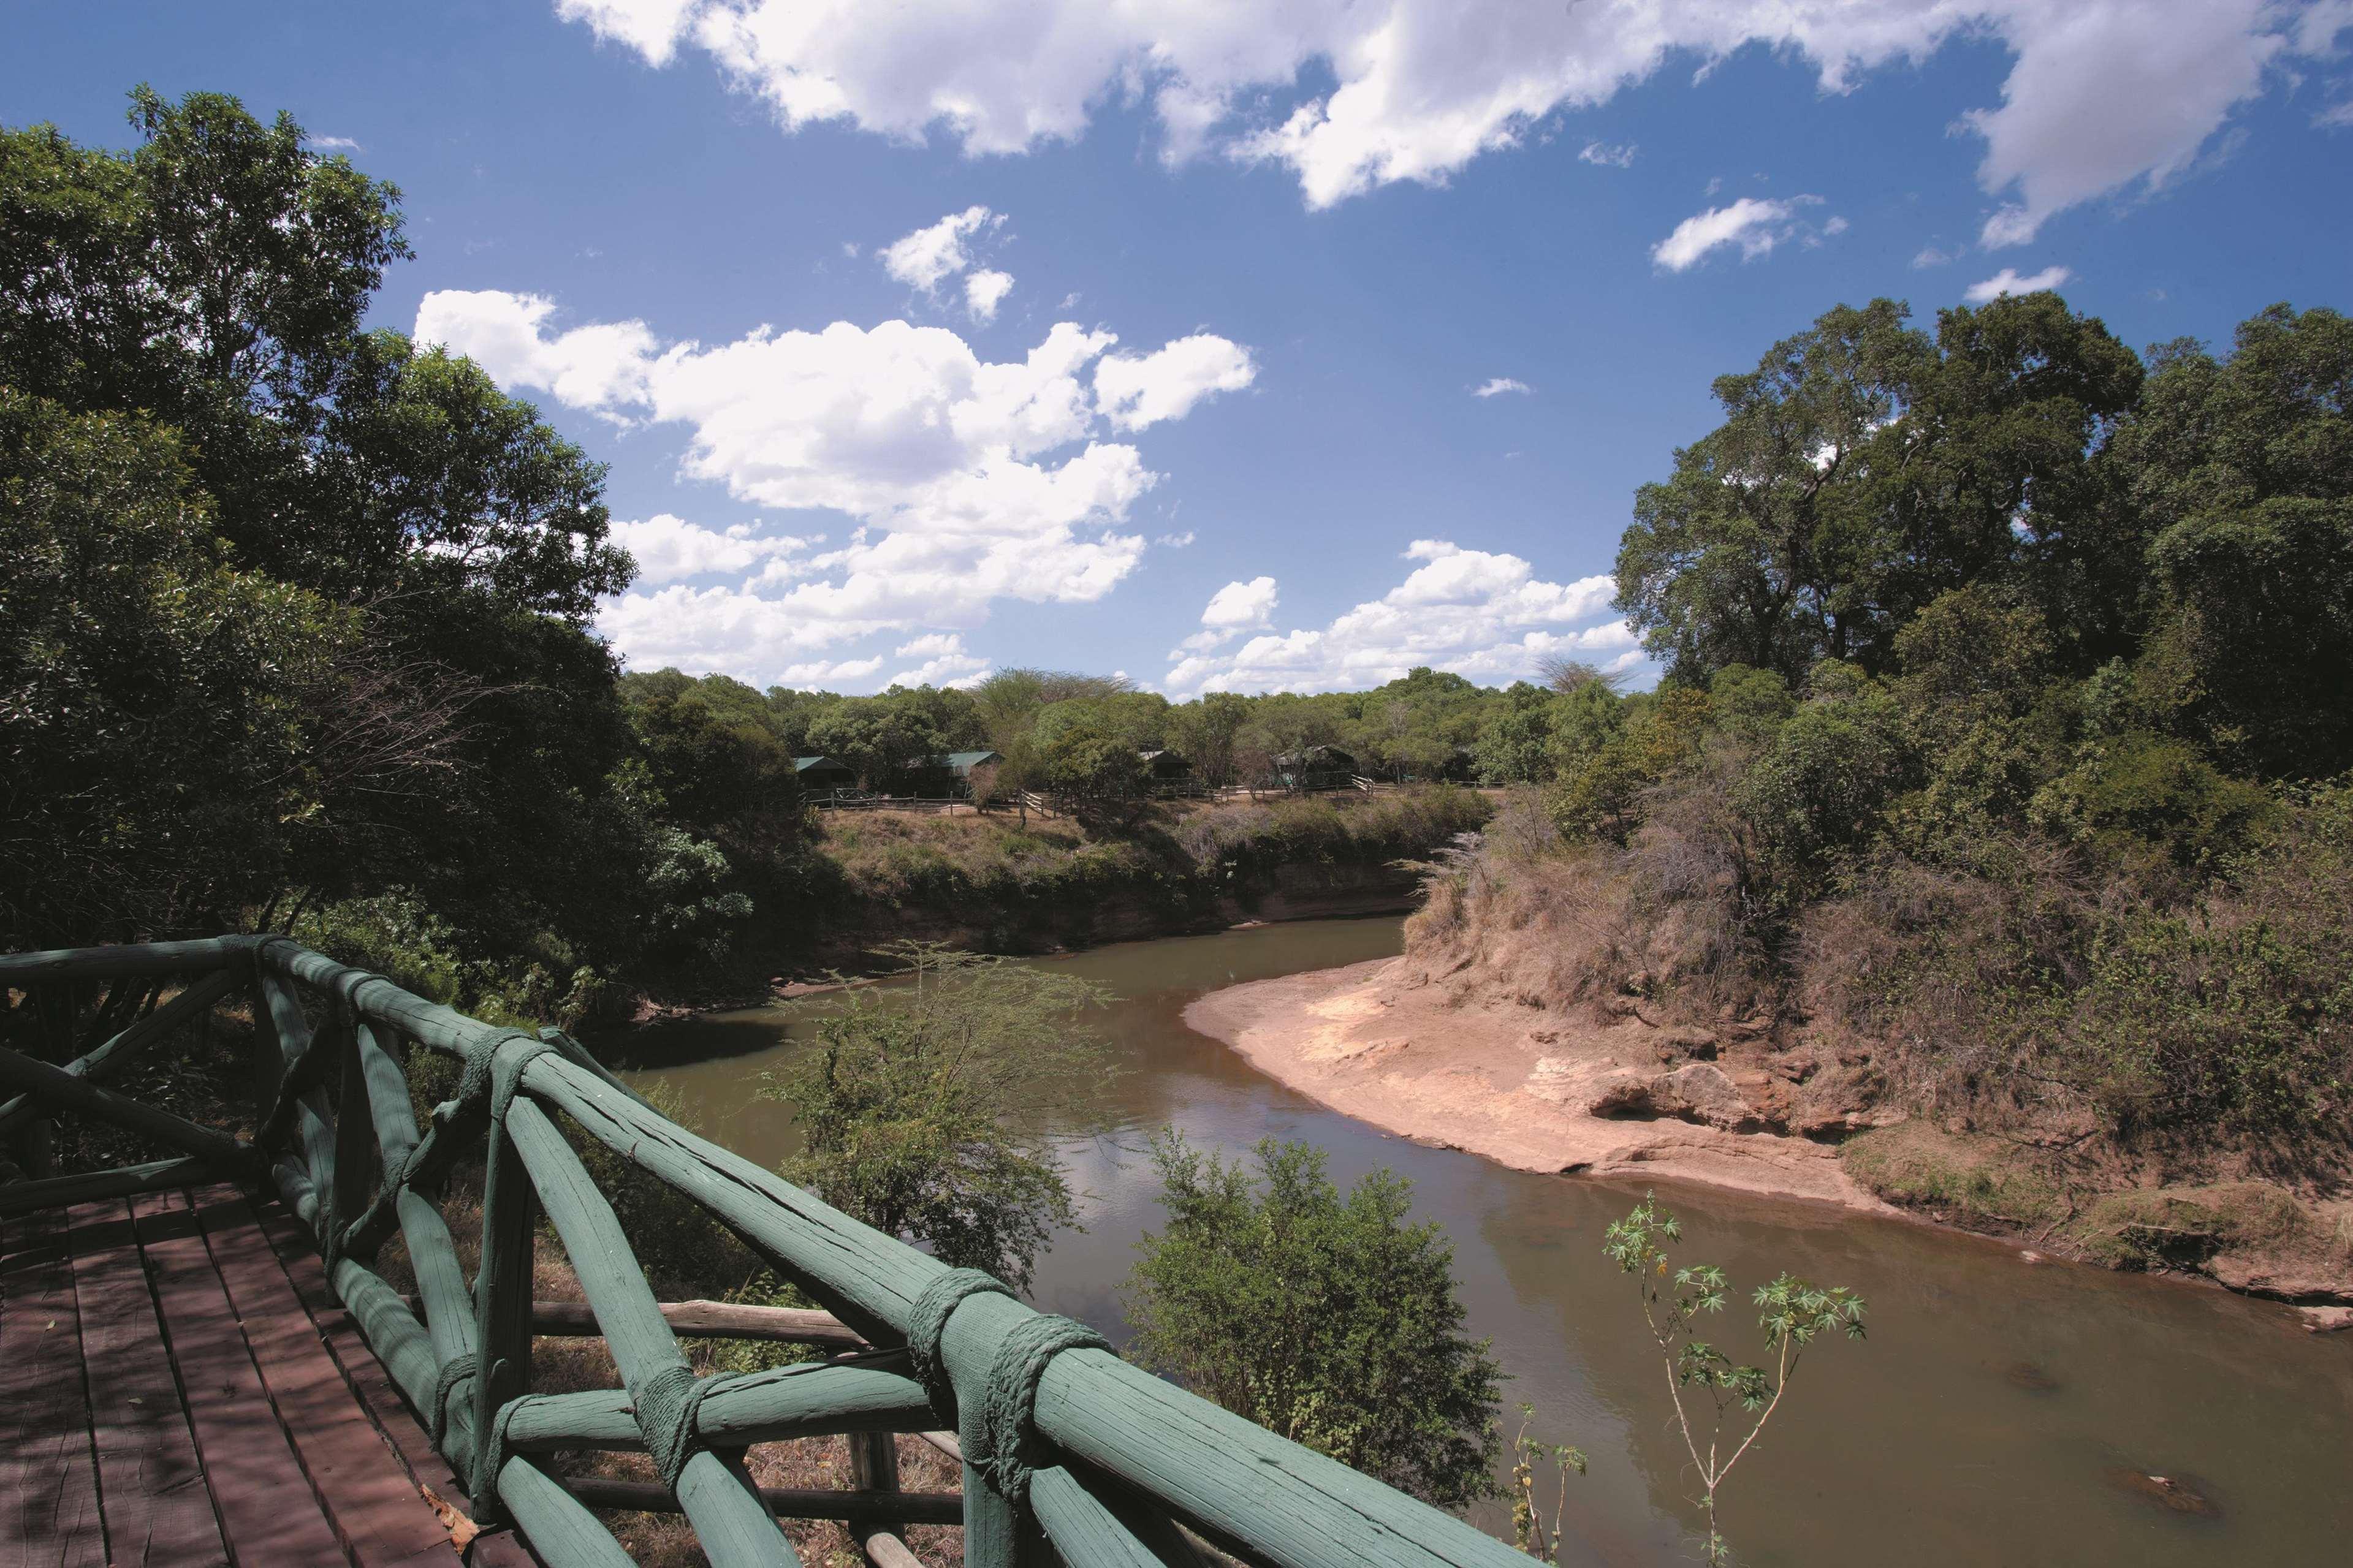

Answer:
[905,1266,1111,1503]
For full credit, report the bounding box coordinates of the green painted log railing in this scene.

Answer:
[0,935,1564,1568]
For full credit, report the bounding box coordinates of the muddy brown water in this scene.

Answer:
[614,917,2353,1567]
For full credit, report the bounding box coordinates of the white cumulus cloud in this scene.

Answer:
[1095,335,1257,431]
[964,268,1015,322]
[1578,140,1636,168]
[609,513,810,584]
[1163,540,1630,697]
[1652,197,1827,272]
[881,205,1002,294]
[1176,575,1280,653]
[556,0,703,65]
[554,1,2317,238]
[416,290,1254,681]
[1964,264,2074,302]
[886,632,991,687]
[1472,377,1532,398]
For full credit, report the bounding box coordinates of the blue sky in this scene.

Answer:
[12,1,2352,694]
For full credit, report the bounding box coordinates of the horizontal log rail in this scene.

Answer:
[2,934,1571,1568]
[400,1293,872,1349]
[563,1478,965,1526]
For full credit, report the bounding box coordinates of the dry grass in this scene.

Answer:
[1401,782,1770,1025]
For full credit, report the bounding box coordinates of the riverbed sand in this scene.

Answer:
[1185,957,1885,1211]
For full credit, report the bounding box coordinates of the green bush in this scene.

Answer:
[294,892,607,1031]
[1124,1134,1503,1509]
[2029,731,2276,873]
[1733,683,1913,888]
[762,944,1115,1292]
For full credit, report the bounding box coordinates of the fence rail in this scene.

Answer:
[0,934,1556,1568]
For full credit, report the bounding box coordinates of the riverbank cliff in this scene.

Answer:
[1187,794,2353,1316]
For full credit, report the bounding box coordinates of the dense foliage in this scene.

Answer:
[0,89,667,994]
[0,89,1501,1009]
[1124,1135,1505,1509]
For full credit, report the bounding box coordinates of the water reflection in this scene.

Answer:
[620,918,2353,1567]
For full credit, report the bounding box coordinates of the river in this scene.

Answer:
[612,917,2353,1567]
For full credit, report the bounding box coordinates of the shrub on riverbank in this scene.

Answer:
[1125,1133,1505,1510]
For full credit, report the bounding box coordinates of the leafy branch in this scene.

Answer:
[1603,1193,1866,1564]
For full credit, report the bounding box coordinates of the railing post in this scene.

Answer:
[16,1113,52,1181]
[848,1431,902,1565]
[325,1010,376,1287]
[473,1089,537,1511]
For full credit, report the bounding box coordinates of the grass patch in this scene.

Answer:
[2073,1182,2314,1272]
[1838,1122,2067,1227]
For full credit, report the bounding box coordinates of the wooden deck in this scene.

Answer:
[1,1183,536,1568]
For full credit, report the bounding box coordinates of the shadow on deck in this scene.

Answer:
[1,1182,531,1568]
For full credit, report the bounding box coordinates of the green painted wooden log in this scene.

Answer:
[0,1042,248,1170]
[941,1307,1040,1568]
[0,970,238,1135]
[473,1093,536,1503]
[318,1246,637,1568]
[329,1015,378,1264]
[1032,1465,1211,1568]
[253,969,339,1207]
[0,936,258,983]
[560,1478,962,1526]
[496,1364,935,1452]
[948,1287,1549,1568]
[514,1055,938,1346]
[329,1010,476,1370]
[353,1023,421,1167]
[0,1155,219,1217]
[262,937,512,1060]
[504,1096,800,1568]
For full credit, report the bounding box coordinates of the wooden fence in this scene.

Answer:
[0,934,1551,1568]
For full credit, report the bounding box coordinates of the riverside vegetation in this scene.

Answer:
[1411,292,2353,1300]
[0,86,1496,1016]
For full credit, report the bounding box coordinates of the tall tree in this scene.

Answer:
[0,393,349,944]
[1615,294,2140,684]
[2113,305,2353,776]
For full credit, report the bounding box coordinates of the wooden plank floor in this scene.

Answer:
[1,1183,532,1568]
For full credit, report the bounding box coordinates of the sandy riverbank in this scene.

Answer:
[1185,956,1887,1212]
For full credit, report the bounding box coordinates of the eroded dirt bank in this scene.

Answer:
[1185,956,1885,1211]
[1187,956,2353,1320]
